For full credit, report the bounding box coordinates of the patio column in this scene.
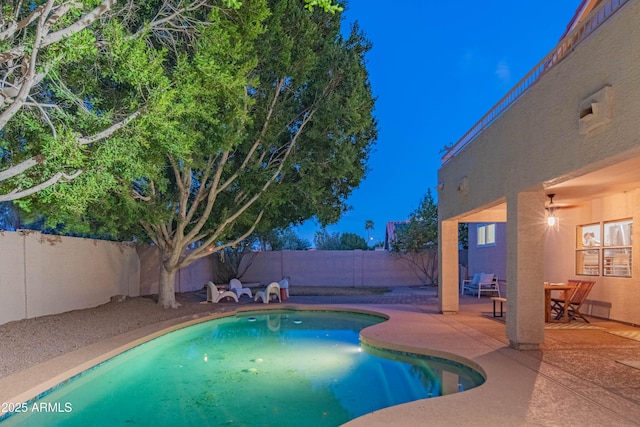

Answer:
[506,190,545,350]
[439,219,459,314]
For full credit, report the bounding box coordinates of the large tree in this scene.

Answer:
[31,0,377,307]
[0,0,342,204]
[0,0,226,203]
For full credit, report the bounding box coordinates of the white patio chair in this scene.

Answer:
[476,273,500,299]
[229,278,252,299]
[203,281,239,303]
[462,273,481,295]
[254,282,281,304]
[463,273,500,298]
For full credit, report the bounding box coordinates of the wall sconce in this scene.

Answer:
[546,194,559,228]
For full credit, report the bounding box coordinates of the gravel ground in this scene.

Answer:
[0,292,236,379]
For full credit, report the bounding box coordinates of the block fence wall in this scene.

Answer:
[0,231,139,325]
[0,231,434,324]
[236,250,433,289]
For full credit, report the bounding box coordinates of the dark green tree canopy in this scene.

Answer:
[340,232,368,250]
[391,189,439,285]
[392,189,438,253]
[270,229,312,251]
[314,229,342,250]
[23,0,377,307]
[314,229,367,250]
[0,0,342,204]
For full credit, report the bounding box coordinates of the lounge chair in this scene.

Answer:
[204,281,239,303]
[229,278,252,299]
[254,282,281,304]
[551,280,595,322]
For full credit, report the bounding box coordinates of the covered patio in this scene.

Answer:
[437,0,640,349]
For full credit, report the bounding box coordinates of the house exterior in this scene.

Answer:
[384,220,409,250]
[437,0,640,350]
[466,222,507,285]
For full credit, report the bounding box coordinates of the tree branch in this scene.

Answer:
[183,210,264,265]
[0,1,52,131]
[180,150,230,245]
[0,156,42,181]
[0,3,44,42]
[42,0,115,48]
[0,169,81,202]
[77,110,142,145]
[218,78,285,194]
[182,156,215,225]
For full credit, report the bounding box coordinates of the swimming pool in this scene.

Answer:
[1,310,484,426]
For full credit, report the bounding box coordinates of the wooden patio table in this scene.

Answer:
[544,283,577,323]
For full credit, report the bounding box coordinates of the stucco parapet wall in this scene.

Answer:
[438,0,640,219]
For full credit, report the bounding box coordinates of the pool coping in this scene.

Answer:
[2,303,640,426]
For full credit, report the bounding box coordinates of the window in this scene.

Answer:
[576,223,600,276]
[477,223,496,247]
[603,219,632,277]
[576,220,632,277]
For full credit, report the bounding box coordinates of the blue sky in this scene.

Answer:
[294,1,581,246]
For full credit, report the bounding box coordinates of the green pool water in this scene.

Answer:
[1,310,484,427]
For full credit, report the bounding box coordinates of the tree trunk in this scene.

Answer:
[158,264,179,308]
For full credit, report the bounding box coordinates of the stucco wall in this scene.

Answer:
[0,232,27,325]
[0,233,439,325]
[239,250,433,287]
[135,248,433,295]
[439,1,640,326]
[467,222,507,282]
[544,190,640,324]
[439,1,640,219]
[0,231,139,325]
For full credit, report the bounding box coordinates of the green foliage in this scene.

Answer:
[459,222,469,250]
[314,229,367,250]
[314,229,342,250]
[340,232,368,250]
[269,229,312,250]
[246,7,377,230]
[223,0,244,8]
[13,0,376,306]
[0,1,172,209]
[304,0,344,13]
[390,189,439,285]
[392,189,438,253]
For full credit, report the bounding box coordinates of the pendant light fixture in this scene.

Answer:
[546,194,558,227]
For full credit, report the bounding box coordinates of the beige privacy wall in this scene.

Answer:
[237,250,433,288]
[137,249,434,295]
[0,231,433,325]
[0,231,139,325]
